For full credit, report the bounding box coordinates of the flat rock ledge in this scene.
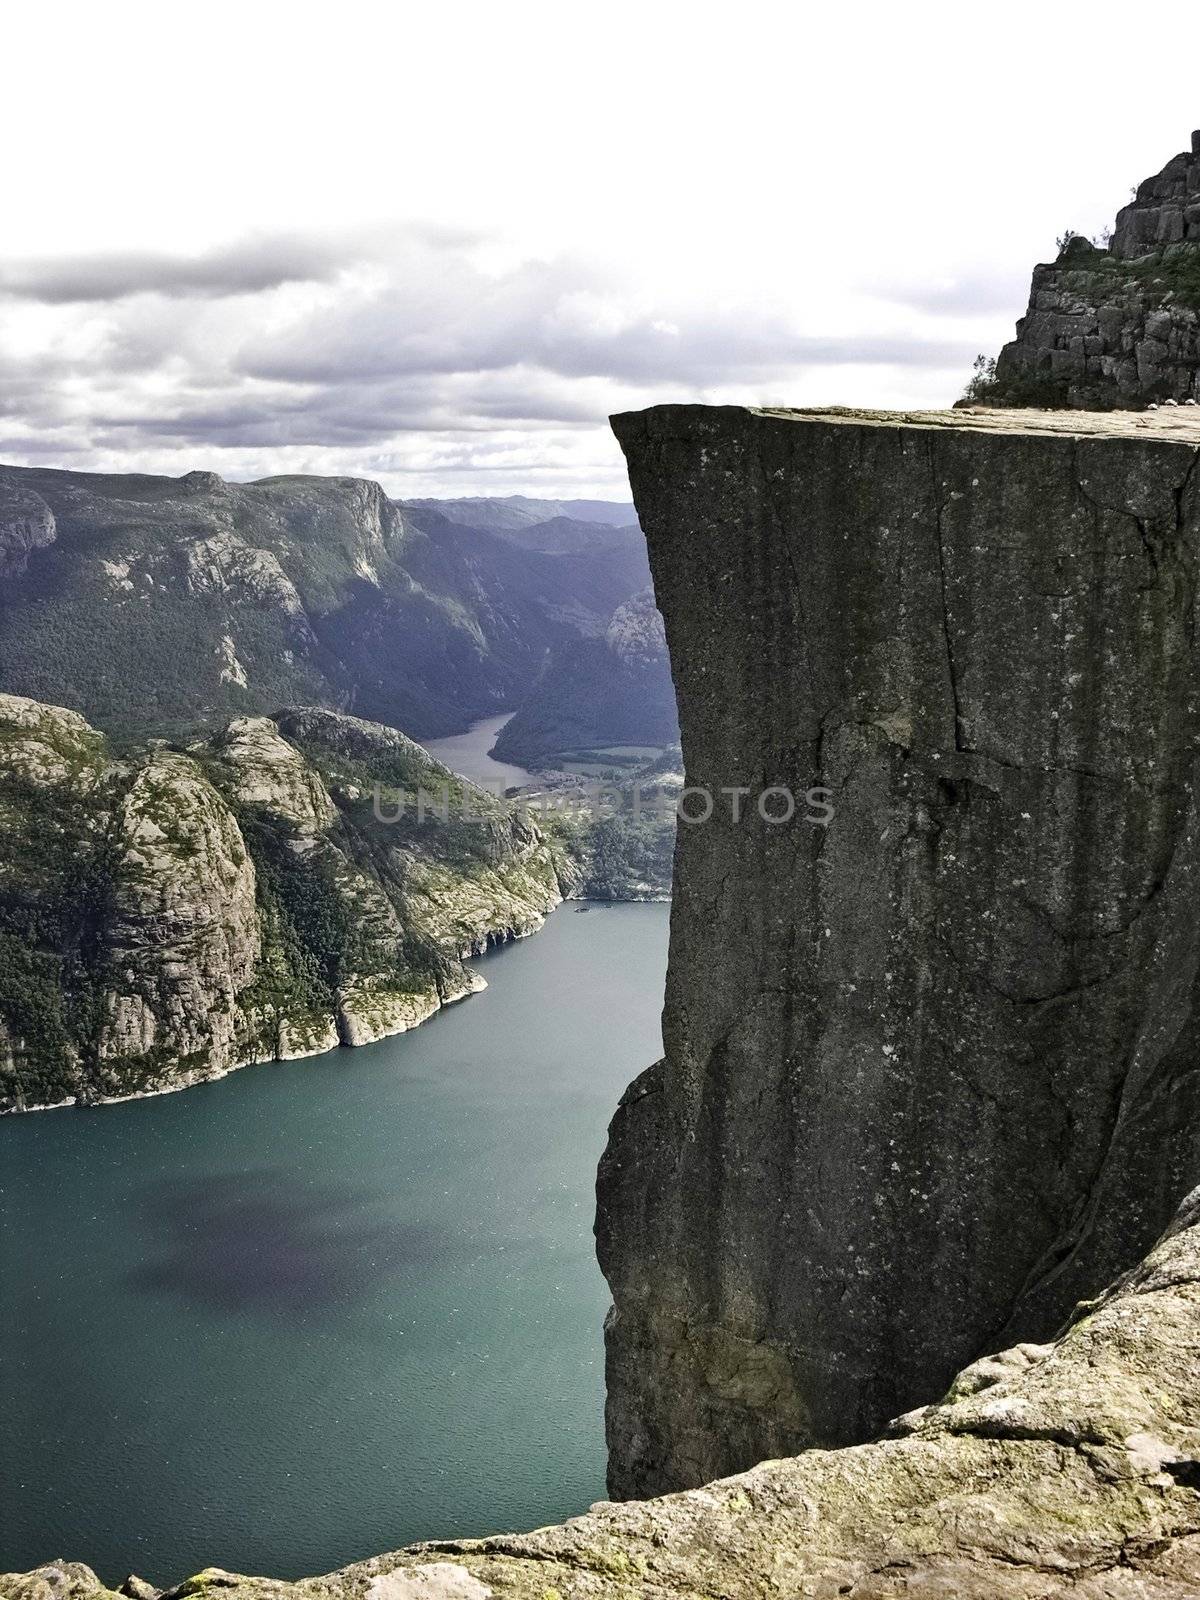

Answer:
[8,1185,1200,1599]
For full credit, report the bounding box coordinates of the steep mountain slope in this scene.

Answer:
[477,515,644,557]
[493,586,678,768]
[0,467,647,745]
[0,694,567,1112]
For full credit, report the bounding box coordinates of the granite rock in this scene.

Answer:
[601,402,1200,1496]
[984,134,1200,408]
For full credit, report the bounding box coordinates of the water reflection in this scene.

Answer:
[126,1169,441,1313]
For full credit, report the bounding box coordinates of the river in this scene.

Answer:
[0,902,670,1587]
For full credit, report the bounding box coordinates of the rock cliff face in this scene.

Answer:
[599,402,1200,1498]
[983,134,1200,408]
[0,477,56,577]
[0,695,564,1111]
[11,1185,1200,1596]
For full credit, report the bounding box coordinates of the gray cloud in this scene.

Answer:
[0,224,993,489]
[870,270,1030,318]
[240,258,980,390]
[0,235,353,304]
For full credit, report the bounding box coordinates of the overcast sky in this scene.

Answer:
[2,2,1196,499]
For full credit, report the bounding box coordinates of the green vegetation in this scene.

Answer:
[0,934,72,1059]
[1107,246,1200,311]
[546,808,674,900]
[961,355,1080,410]
[236,813,352,1026]
[0,584,328,742]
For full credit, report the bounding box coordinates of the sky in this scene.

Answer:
[2,2,1197,500]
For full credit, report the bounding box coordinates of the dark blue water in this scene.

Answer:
[0,902,669,1588]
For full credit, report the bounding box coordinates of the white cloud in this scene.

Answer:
[0,0,1195,495]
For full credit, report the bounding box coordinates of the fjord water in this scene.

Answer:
[421,713,531,790]
[0,903,669,1588]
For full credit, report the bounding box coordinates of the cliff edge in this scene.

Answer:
[600,403,1200,1497]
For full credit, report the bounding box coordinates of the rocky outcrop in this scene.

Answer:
[600,402,1200,1498]
[93,748,261,1097]
[11,1183,1200,1597]
[1110,135,1200,261]
[604,587,668,667]
[0,695,565,1111]
[981,133,1200,408]
[0,477,56,577]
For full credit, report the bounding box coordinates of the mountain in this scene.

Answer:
[404,494,637,533]
[966,132,1200,408]
[0,469,676,1112]
[406,496,644,556]
[0,467,648,746]
[469,515,644,557]
[0,694,574,1112]
[493,586,678,768]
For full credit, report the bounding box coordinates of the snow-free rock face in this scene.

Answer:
[0,477,56,578]
[599,402,1200,1498]
[0,696,564,1111]
[94,748,261,1095]
[11,1186,1200,1597]
[985,133,1200,408]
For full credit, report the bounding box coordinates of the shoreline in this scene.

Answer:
[1,896,671,1118]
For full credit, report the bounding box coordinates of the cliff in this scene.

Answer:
[12,404,1200,1596]
[977,133,1200,408]
[0,695,564,1111]
[10,1183,1200,1596]
[599,402,1200,1497]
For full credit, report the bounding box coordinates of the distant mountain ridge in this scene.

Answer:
[0,467,649,744]
[405,494,638,532]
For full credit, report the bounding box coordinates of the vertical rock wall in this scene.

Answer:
[599,402,1200,1497]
